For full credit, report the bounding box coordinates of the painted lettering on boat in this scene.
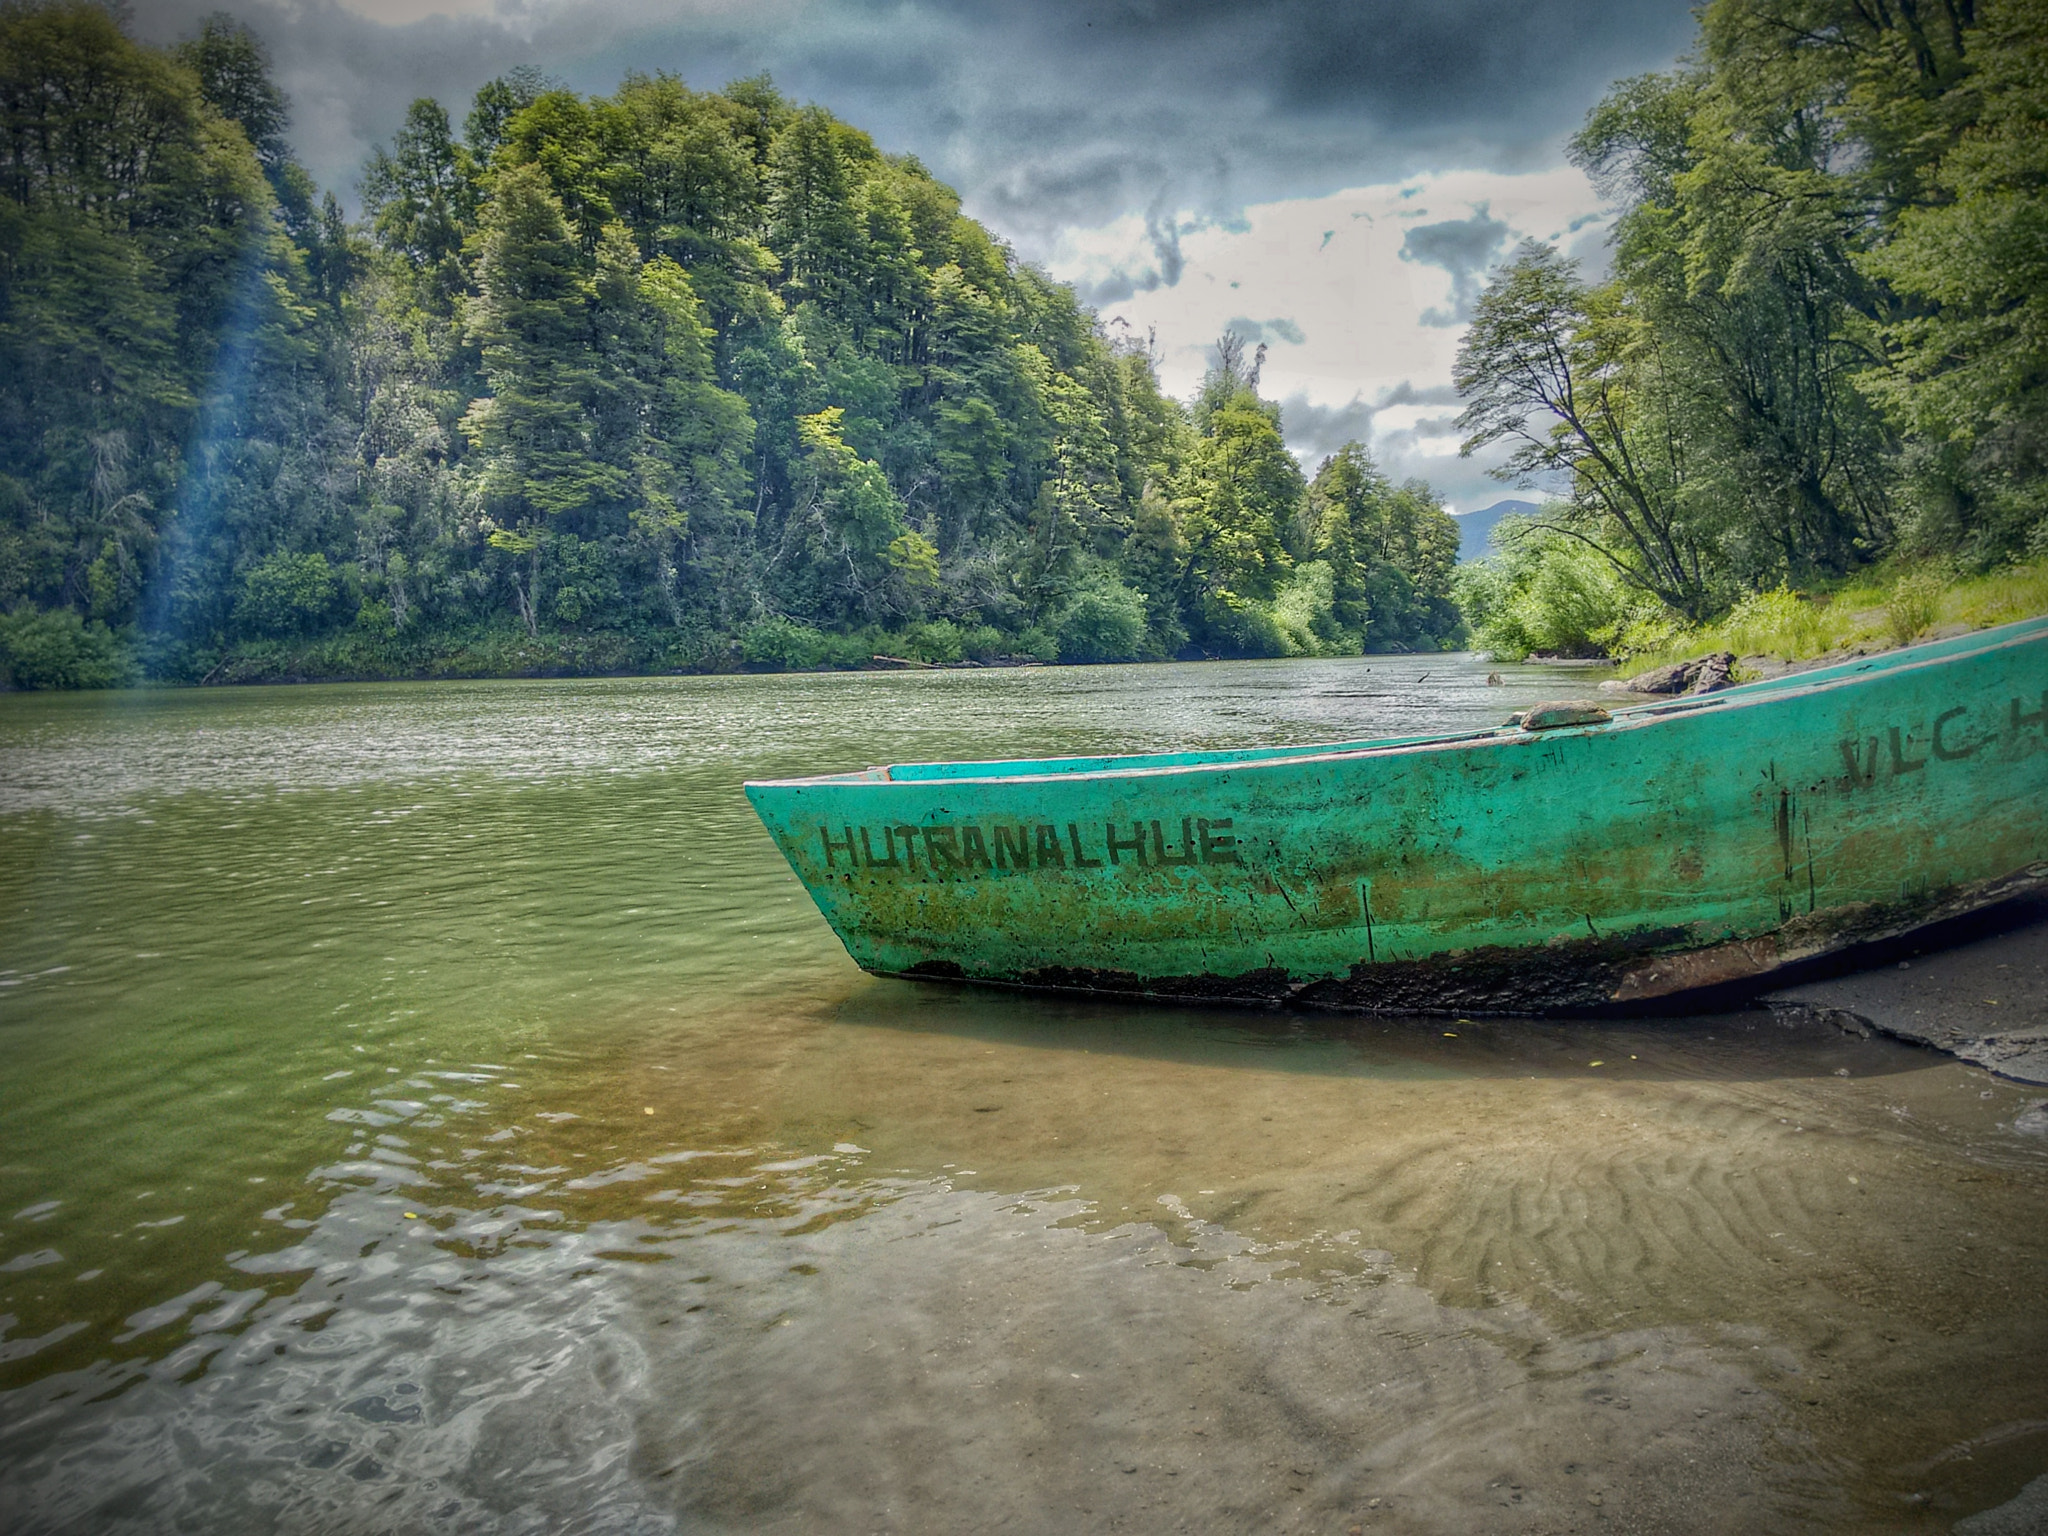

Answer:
[818,817,1241,875]
[1838,693,2046,785]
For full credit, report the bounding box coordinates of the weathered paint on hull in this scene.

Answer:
[743,618,2048,1013]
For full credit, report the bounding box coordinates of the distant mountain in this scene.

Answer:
[1451,499,1540,563]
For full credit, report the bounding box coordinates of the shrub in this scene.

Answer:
[1453,520,1632,659]
[1053,577,1149,663]
[355,598,397,637]
[901,619,964,663]
[1884,569,1945,646]
[1606,603,1689,664]
[1718,585,1829,658]
[0,607,130,689]
[740,616,829,670]
[957,624,1007,661]
[1269,560,1352,656]
[236,551,342,637]
[1143,605,1189,660]
[821,628,883,668]
[1009,626,1059,662]
[1201,593,1290,657]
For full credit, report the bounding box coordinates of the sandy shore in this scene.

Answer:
[1767,896,2048,1086]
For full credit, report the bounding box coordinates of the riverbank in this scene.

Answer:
[12,557,2040,694]
[0,613,1470,692]
[189,625,1056,687]
[1767,895,2048,1086]
[1617,558,2048,680]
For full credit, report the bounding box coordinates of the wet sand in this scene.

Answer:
[681,968,2048,1534]
[16,977,2046,1534]
[1768,895,2048,1085]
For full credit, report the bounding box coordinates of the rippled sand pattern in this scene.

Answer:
[2,659,2046,1533]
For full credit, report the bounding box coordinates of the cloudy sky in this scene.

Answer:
[132,0,1697,512]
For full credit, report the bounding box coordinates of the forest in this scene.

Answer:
[3,0,2041,689]
[1454,0,2047,661]
[0,1,1461,687]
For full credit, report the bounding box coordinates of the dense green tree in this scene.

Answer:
[1175,389,1300,646]
[1856,0,2048,558]
[1455,243,1718,616]
[1573,66,1894,583]
[361,99,477,313]
[464,68,548,165]
[1452,514,1637,660]
[175,13,289,175]
[1459,0,2046,654]
[1303,445,1461,648]
[0,2,1468,684]
[0,0,336,672]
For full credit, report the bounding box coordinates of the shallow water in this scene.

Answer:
[1,653,2045,1534]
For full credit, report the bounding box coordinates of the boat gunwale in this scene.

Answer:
[742,619,2048,794]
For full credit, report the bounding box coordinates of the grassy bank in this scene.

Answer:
[182,618,1047,687]
[0,615,1061,691]
[1616,559,2048,677]
[2,603,1472,691]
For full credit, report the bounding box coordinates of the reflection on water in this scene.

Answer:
[2,654,2046,1533]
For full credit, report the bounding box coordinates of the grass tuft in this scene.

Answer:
[1617,557,2048,674]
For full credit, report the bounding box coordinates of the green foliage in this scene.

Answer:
[1882,568,1946,646]
[1712,586,1823,659]
[740,615,830,669]
[886,531,940,590]
[0,606,129,688]
[1301,444,1463,650]
[1452,517,1635,660]
[1176,390,1298,623]
[360,98,475,308]
[236,550,341,636]
[1616,557,2048,673]
[1052,574,1149,663]
[0,4,1468,684]
[900,619,963,662]
[1268,561,1343,657]
[1453,0,2048,651]
[1855,0,2048,563]
[355,597,396,637]
[736,614,1024,671]
[1455,242,1719,618]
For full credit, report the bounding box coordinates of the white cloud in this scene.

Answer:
[332,0,499,21]
[1042,164,1608,511]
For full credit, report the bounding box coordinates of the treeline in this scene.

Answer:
[0,2,1459,688]
[1454,0,2046,660]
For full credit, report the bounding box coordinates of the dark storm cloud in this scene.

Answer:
[129,0,1694,260]
[1400,207,1514,326]
[1280,394,1381,464]
[1223,317,1306,346]
[1279,380,1460,465]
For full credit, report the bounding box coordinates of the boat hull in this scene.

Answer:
[744,620,2048,1013]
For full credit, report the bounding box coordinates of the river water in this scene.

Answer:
[1,653,2045,1534]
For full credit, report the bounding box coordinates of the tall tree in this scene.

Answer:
[1857,0,2048,557]
[1304,444,1461,648]
[361,99,476,313]
[1174,365,1300,644]
[1455,243,1716,616]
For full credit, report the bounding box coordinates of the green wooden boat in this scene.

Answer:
[744,617,2048,1012]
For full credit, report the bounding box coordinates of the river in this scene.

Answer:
[2,653,2045,1533]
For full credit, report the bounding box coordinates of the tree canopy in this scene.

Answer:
[0,1,1462,685]
[1456,0,2048,648]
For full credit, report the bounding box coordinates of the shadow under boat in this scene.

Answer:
[827,976,1958,1089]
